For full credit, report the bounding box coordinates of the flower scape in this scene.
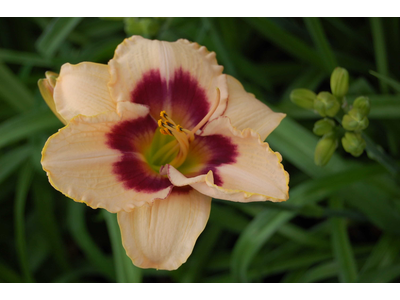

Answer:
[39,36,289,271]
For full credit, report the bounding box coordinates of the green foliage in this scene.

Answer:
[1,17,400,283]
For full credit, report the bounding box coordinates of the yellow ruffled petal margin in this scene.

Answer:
[166,116,289,203]
[118,189,211,270]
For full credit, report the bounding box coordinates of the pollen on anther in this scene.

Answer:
[159,128,168,135]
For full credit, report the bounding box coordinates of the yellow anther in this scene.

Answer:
[158,119,164,128]
[159,128,168,135]
[160,111,168,118]
[166,128,173,135]
[176,125,184,132]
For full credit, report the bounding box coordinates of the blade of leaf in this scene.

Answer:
[0,63,34,112]
[103,211,142,283]
[14,161,34,282]
[231,164,386,282]
[303,17,337,73]
[182,223,222,282]
[0,146,31,184]
[67,201,115,282]
[369,70,400,93]
[358,264,400,283]
[209,201,249,234]
[0,49,52,67]
[32,177,70,272]
[0,108,61,149]
[370,17,389,93]
[244,17,323,68]
[201,18,237,77]
[36,17,82,58]
[329,197,358,283]
[0,261,22,283]
[277,223,329,249]
[300,261,338,283]
[361,234,400,273]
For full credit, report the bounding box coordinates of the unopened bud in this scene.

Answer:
[313,118,336,136]
[342,132,366,157]
[330,67,349,98]
[124,17,160,38]
[290,88,316,110]
[342,109,369,131]
[352,96,370,116]
[314,92,341,117]
[38,71,67,125]
[314,132,338,166]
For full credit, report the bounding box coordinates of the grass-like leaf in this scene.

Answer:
[244,18,323,69]
[231,165,384,282]
[32,177,70,272]
[103,211,142,283]
[369,70,400,93]
[14,161,34,282]
[0,108,61,149]
[370,18,389,93]
[67,202,115,281]
[0,146,30,184]
[329,197,358,283]
[303,18,337,73]
[36,17,82,58]
[0,63,34,112]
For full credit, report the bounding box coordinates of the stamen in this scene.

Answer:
[154,89,220,169]
[190,87,220,134]
[159,128,168,135]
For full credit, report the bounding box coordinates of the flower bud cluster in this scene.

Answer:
[290,67,370,166]
[340,96,370,157]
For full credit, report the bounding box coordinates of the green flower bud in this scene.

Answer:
[313,118,336,136]
[342,132,366,157]
[352,96,370,116]
[314,92,341,117]
[290,88,316,110]
[314,132,338,166]
[124,17,160,38]
[330,67,349,98]
[342,108,369,131]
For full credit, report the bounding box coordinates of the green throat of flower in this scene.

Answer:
[146,88,220,173]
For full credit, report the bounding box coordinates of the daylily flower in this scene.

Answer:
[39,36,289,271]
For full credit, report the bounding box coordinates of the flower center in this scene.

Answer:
[150,88,220,171]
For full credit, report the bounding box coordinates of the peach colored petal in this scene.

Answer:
[118,189,211,270]
[167,117,289,203]
[108,36,227,124]
[41,102,172,213]
[38,76,67,125]
[54,62,116,122]
[224,75,286,141]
